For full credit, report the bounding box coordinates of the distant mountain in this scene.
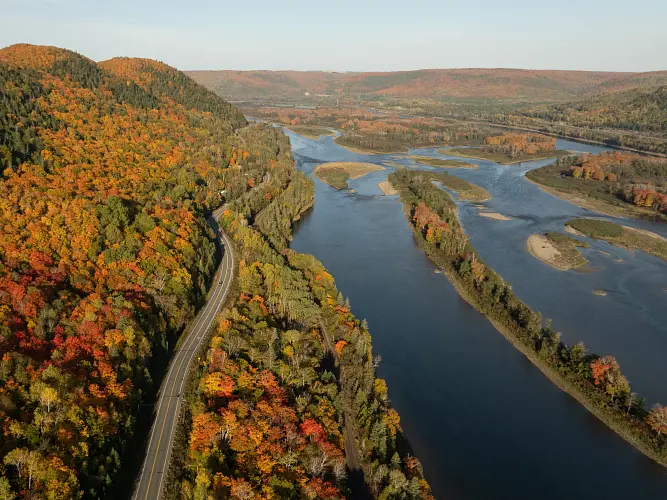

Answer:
[186,68,667,103]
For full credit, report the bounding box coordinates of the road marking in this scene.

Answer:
[135,227,234,500]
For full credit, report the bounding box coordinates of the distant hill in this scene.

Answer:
[521,85,667,134]
[186,68,667,103]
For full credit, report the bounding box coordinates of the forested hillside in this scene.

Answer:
[0,44,432,499]
[0,43,253,498]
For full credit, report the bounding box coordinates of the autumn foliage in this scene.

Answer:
[0,44,252,498]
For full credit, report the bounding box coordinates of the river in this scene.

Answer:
[286,131,667,499]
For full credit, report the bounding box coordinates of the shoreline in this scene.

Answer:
[378,180,398,195]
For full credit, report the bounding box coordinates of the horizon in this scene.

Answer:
[1,0,666,73]
[3,43,666,74]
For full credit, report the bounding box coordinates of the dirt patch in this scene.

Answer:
[478,211,512,221]
[378,180,398,195]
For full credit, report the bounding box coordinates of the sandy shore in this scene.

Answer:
[527,234,568,270]
[564,225,586,236]
[378,180,398,195]
[478,211,512,221]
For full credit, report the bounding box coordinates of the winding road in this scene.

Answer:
[133,211,234,500]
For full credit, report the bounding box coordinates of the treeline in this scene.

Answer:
[389,168,667,467]
[484,133,556,157]
[0,44,255,499]
[248,106,492,152]
[175,130,433,498]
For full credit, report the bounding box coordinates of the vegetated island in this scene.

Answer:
[286,124,335,139]
[389,167,667,469]
[527,232,589,270]
[314,162,384,189]
[526,152,667,220]
[413,170,491,202]
[566,218,667,262]
[441,133,570,164]
[408,155,477,169]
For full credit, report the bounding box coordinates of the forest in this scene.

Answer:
[174,127,432,499]
[388,168,667,469]
[0,44,432,499]
[0,43,250,499]
[247,106,494,153]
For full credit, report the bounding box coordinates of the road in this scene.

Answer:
[133,211,234,500]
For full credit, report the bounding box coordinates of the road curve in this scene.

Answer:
[133,212,234,500]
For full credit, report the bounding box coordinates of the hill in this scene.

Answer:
[186,68,667,103]
[0,43,252,498]
[0,44,434,500]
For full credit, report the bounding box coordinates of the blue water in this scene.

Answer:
[288,131,667,499]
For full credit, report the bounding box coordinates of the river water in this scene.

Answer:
[286,131,667,499]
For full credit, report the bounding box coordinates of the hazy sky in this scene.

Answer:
[1,0,666,72]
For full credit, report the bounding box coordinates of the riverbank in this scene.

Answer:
[389,168,667,469]
[378,180,398,195]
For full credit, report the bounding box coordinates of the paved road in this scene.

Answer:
[133,211,234,500]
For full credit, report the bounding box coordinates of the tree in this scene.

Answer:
[0,478,15,500]
[647,405,667,436]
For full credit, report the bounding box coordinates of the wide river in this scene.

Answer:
[286,131,667,499]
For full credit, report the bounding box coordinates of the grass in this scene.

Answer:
[444,147,570,164]
[566,218,667,262]
[314,162,384,190]
[286,125,334,139]
[428,172,491,201]
[545,232,590,268]
[409,155,477,168]
[526,163,667,221]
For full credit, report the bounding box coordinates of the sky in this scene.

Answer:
[1,0,666,73]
